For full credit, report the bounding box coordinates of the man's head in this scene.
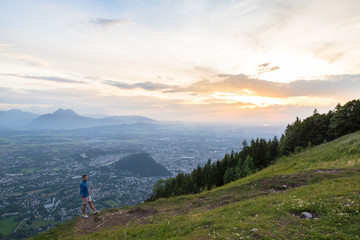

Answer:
[82,174,88,182]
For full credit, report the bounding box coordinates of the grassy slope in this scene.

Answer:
[32,132,360,240]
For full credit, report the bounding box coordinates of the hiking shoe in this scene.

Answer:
[82,214,88,218]
[94,210,100,214]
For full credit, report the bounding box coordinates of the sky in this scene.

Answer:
[0,0,359,124]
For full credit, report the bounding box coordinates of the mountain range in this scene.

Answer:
[0,108,156,130]
[0,109,39,129]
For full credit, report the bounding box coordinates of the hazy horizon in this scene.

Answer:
[1,0,359,124]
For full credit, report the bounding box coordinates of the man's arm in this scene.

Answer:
[80,184,85,199]
[87,183,92,196]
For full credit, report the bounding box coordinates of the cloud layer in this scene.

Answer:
[104,80,173,91]
[89,17,131,28]
[102,73,360,99]
[1,73,86,84]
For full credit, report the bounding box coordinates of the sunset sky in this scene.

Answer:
[1,0,359,124]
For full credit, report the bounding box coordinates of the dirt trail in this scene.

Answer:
[74,168,354,235]
[75,207,158,234]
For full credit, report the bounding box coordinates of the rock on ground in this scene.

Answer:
[300,212,313,219]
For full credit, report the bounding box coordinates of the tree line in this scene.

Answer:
[278,99,360,155]
[148,99,360,200]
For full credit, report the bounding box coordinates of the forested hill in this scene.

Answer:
[109,153,172,177]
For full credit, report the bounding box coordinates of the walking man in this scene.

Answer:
[80,174,100,218]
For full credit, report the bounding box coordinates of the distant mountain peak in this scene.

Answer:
[26,108,156,130]
[5,109,34,114]
[7,109,22,113]
[0,109,39,129]
[53,108,78,116]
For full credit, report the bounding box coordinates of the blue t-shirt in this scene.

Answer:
[80,180,89,197]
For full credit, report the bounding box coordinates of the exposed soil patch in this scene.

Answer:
[257,173,312,192]
[198,168,350,210]
[210,196,234,208]
[75,207,157,234]
[315,169,342,174]
[257,168,346,193]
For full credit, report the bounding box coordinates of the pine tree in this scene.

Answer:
[241,155,255,177]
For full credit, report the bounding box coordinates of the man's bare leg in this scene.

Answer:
[88,201,97,212]
[82,204,86,215]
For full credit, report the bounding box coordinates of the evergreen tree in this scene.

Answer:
[241,155,255,177]
[203,159,213,190]
[329,99,360,138]
[223,167,235,184]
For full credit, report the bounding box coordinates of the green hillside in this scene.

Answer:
[32,132,360,239]
[109,152,172,177]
